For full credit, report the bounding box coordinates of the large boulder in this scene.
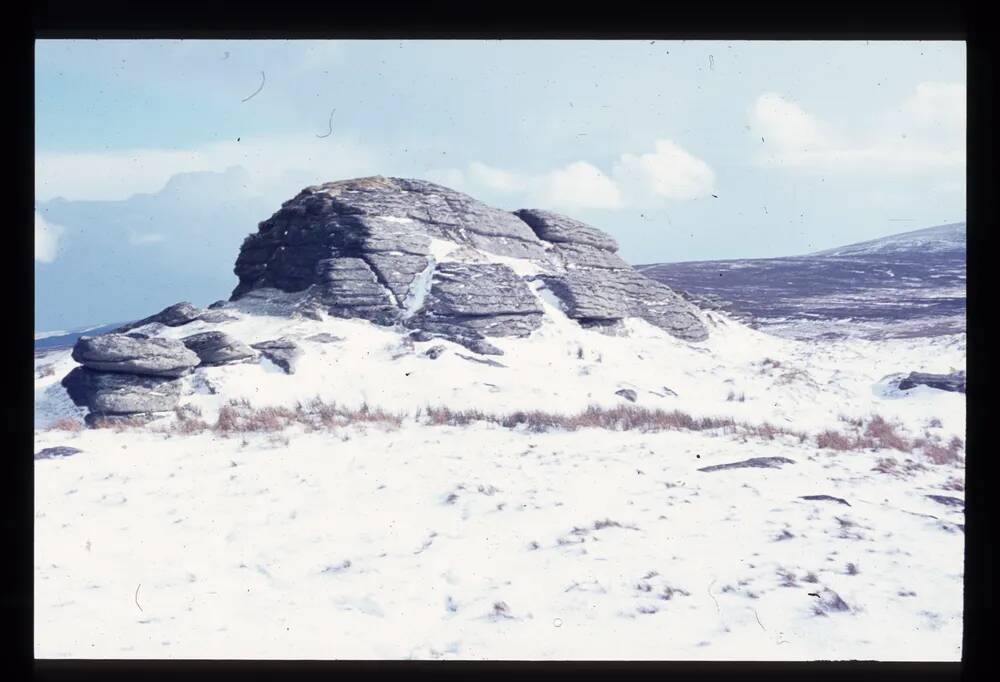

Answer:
[61,366,183,415]
[72,334,200,378]
[228,176,708,344]
[231,176,548,300]
[116,301,204,332]
[898,371,966,393]
[251,338,303,374]
[181,331,255,366]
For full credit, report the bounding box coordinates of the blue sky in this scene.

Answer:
[35,40,966,331]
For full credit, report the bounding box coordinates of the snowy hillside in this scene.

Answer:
[812,222,966,258]
[33,179,965,661]
[34,294,966,660]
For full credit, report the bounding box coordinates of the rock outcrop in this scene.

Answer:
[57,176,710,426]
[34,446,83,461]
[72,334,200,378]
[897,371,966,393]
[230,176,708,350]
[182,332,255,366]
[116,302,204,333]
[251,338,302,374]
[63,334,198,420]
[515,209,707,340]
[62,366,183,416]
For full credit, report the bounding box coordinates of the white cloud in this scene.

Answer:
[536,161,623,209]
[750,82,966,173]
[35,211,64,263]
[898,82,966,132]
[468,161,527,193]
[35,133,380,202]
[435,139,713,211]
[612,139,716,200]
[451,160,622,210]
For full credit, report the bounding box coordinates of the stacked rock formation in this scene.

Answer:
[60,176,709,424]
[231,176,707,351]
[62,302,256,423]
[62,334,200,424]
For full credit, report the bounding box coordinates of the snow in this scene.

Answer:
[378,215,415,225]
[33,303,966,660]
[426,237,547,276]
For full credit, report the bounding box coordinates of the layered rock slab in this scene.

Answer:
[116,301,204,333]
[517,209,708,342]
[72,334,200,378]
[181,332,255,366]
[62,367,183,416]
[251,338,303,375]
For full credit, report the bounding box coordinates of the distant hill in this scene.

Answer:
[637,222,966,340]
[811,222,966,258]
[34,322,126,353]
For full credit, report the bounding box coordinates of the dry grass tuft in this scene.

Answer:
[863,415,910,451]
[210,397,404,436]
[89,415,150,431]
[47,416,84,432]
[817,414,962,466]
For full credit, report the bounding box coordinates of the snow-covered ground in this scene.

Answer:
[33,290,966,660]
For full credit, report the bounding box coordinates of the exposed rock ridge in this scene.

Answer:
[514,209,708,341]
[230,176,708,347]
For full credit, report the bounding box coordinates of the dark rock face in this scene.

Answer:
[72,334,200,378]
[409,324,504,356]
[615,388,638,402]
[411,262,544,341]
[229,176,707,347]
[898,371,966,393]
[517,209,707,341]
[231,176,546,300]
[456,353,507,368]
[251,338,302,374]
[117,301,203,333]
[926,494,964,509]
[305,332,343,344]
[313,257,399,324]
[62,366,183,415]
[198,310,239,324]
[34,446,83,461]
[515,208,619,251]
[800,495,851,506]
[423,345,446,359]
[698,456,796,472]
[542,255,708,342]
[182,332,255,366]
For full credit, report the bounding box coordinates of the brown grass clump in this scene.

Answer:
[171,405,210,434]
[817,414,963,465]
[214,400,298,434]
[863,415,911,452]
[416,404,806,441]
[210,397,404,436]
[89,415,150,431]
[47,416,84,432]
[816,430,857,451]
